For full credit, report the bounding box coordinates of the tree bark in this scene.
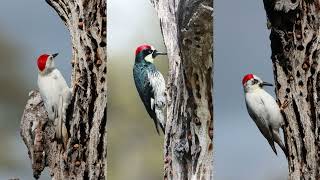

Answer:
[263,0,320,179]
[20,1,107,179]
[151,0,213,179]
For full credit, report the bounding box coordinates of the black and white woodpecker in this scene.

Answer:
[133,44,167,134]
[37,53,72,147]
[242,74,288,157]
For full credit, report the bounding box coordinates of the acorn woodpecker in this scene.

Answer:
[133,44,167,134]
[242,74,288,157]
[37,53,72,146]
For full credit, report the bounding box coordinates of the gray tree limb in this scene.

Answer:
[262,0,320,179]
[151,0,214,179]
[20,0,107,179]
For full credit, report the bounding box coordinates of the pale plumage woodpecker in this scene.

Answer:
[242,74,288,157]
[37,53,72,146]
[133,44,167,134]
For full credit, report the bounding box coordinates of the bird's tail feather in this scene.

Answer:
[268,140,278,155]
[55,95,69,149]
[159,122,165,133]
[152,118,160,135]
[268,124,278,155]
[151,117,165,135]
[277,138,288,158]
[54,95,63,142]
[273,130,288,158]
[155,107,165,134]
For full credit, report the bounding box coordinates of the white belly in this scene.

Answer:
[38,69,71,120]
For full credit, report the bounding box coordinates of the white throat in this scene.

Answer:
[245,84,262,93]
[145,53,154,63]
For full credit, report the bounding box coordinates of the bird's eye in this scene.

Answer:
[253,79,259,84]
[144,49,152,55]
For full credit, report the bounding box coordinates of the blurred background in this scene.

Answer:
[0,0,287,180]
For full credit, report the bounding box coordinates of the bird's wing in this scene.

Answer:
[52,69,72,114]
[38,74,58,120]
[133,65,165,134]
[246,94,277,154]
[147,71,166,129]
[52,69,69,91]
[148,72,166,107]
[144,72,165,134]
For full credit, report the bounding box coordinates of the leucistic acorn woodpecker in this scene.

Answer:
[133,44,167,134]
[37,53,72,146]
[242,74,288,157]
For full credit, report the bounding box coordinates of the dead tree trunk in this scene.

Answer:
[20,1,107,179]
[262,0,320,179]
[151,0,213,179]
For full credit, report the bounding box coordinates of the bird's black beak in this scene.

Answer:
[152,50,167,58]
[262,81,273,87]
[52,53,59,58]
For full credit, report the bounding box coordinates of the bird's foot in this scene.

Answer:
[278,99,289,111]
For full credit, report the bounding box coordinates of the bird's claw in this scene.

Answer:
[279,99,290,111]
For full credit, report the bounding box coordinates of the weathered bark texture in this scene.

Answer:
[263,0,320,179]
[20,0,107,179]
[151,0,213,179]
